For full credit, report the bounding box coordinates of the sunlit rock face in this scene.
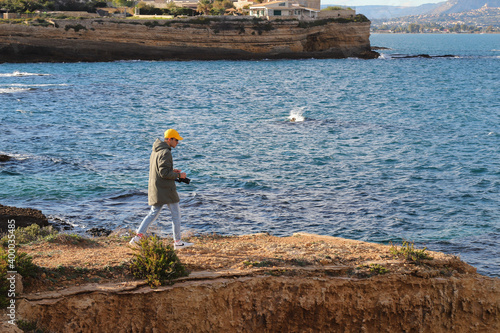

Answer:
[0,18,377,62]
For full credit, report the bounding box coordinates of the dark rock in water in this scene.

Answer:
[0,155,12,162]
[393,54,431,58]
[49,217,74,231]
[86,227,112,237]
[392,54,456,59]
[0,204,49,232]
[359,50,380,59]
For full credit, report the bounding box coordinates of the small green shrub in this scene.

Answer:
[0,247,37,278]
[243,260,273,267]
[0,247,37,309]
[390,241,433,263]
[0,224,92,246]
[290,258,310,267]
[0,257,8,308]
[354,14,370,23]
[14,252,37,278]
[298,14,368,29]
[16,319,40,331]
[45,233,88,245]
[130,236,188,288]
[265,269,286,276]
[355,264,389,278]
[32,18,53,27]
[1,224,57,246]
[322,6,344,11]
[298,18,333,29]
[369,264,389,275]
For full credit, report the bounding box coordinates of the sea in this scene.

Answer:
[0,34,499,277]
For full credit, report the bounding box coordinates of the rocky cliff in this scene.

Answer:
[16,271,499,332]
[0,16,378,62]
[5,233,500,332]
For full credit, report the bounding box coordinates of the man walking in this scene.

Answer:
[130,129,193,249]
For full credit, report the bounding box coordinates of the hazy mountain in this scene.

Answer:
[329,0,500,19]
[352,3,445,19]
[429,0,500,14]
[368,0,500,32]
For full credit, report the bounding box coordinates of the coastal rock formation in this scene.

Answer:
[0,155,12,162]
[0,17,378,62]
[16,271,500,332]
[0,204,49,232]
[13,233,500,332]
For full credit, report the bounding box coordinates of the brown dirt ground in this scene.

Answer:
[18,232,471,294]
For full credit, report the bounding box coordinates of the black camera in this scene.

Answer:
[176,177,191,184]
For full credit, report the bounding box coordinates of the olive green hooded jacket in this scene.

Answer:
[148,138,180,206]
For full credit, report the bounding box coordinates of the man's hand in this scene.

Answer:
[174,169,187,179]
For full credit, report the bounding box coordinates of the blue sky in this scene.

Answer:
[323,0,444,6]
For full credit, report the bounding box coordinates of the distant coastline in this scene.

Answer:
[0,16,378,63]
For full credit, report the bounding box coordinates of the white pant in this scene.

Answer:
[136,203,181,241]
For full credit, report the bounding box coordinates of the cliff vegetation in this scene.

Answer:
[1,223,499,332]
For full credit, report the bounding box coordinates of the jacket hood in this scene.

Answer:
[153,138,171,152]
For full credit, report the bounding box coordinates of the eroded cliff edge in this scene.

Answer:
[0,17,379,62]
[6,232,500,332]
[17,273,500,332]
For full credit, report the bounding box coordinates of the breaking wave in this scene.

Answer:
[0,71,51,77]
[288,107,306,122]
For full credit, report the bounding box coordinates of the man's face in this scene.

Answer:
[167,138,179,148]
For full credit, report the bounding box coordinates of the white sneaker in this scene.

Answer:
[129,233,144,246]
[174,241,194,250]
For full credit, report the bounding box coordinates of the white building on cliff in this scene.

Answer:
[242,1,356,21]
[248,1,320,19]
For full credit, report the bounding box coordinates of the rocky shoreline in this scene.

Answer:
[0,204,48,233]
[0,17,379,62]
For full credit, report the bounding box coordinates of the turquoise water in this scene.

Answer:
[1,34,499,276]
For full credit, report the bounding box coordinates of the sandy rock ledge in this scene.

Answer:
[9,233,500,332]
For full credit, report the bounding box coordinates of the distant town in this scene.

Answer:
[1,0,498,33]
[369,5,500,33]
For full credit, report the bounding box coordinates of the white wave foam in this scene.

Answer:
[288,107,306,122]
[0,71,50,77]
[2,153,30,161]
[0,87,32,94]
[16,109,33,114]
[10,83,67,87]
[377,53,394,60]
[0,83,67,94]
